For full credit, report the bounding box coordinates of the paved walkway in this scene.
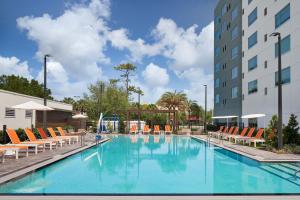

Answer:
[192,135,300,162]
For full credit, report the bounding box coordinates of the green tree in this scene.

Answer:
[114,63,136,99]
[186,100,197,128]
[156,90,188,111]
[0,75,53,99]
[283,114,300,145]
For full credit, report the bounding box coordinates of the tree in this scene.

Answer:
[156,90,188,111]
[0,75,53,99]
[283,114,300,145]
[186,100,197,128]
[114,63,136,100]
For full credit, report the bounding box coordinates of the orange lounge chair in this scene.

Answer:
[143,125,150,134]
[209,126,224,137]
[24,128,57,150]
[47,128,71,144]
[165,125,172,134]
[37,128,65,147]
[244,128,265,147]
[6,128,45,154]
[230,127,249,143]
[215,127,228,139]
[153,125,160,134]
[235,127,256,144]
[0,145,29,161]
[130,125,138,134]
[224,127,238,140]
[57,127,79,143]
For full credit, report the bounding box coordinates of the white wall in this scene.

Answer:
[0,89,72,129]
[242,0,300,127]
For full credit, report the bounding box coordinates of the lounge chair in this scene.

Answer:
[209,126,224,137]
[165,125,172,134]
[24,128,57,150]
[0,145,29,161]
[215,127,228,139]
[57,127,79,143]
[223,127,238,140]
[153,125,160,135]
[6,128,45,154]
[221,126,234,139]
[243,128,265,147]
[37,128,65,147]
[235,127,255,144]
[130,125,138,134]
[143,125,150,134]
[47,128,72,144]
[229,127,249,143]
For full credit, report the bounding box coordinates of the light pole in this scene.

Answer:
[43,54,51,129]
[270,32,283,149]
[136,87,143,132]
[204,84,207,133]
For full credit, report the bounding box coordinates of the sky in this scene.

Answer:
[0,0,217,108]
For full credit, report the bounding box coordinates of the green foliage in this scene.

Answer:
[283,114,300,145]
[114,63,136,98]
[156,90,188,110]
[265,115,278,148]
[0,75,53,99]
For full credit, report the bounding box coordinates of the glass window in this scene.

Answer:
[215,30,221,41]
[232,87,238,99]
[222,4,227,16]
[232,66,238,79]
[215,78,220,88]
[275,3,290,28]
[25,110,32,118]
[231,46,239,60]
[215,63,220,72]
[248,31,257,49]
[215,47,220,57]
[275,35,290,57]
[248,80,258,94]
[275,67,291,86]
[5,108,15,118]
[214,15,220,25]
[222,21,226,33]
[248,56,257,71]
[248,7,257,26]
[231,6,239,20]
[215,94,220,104]
[231,26,238,40]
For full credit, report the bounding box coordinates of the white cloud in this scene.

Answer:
[142,63,169,87]
[16,0,109,82]
[0,55,32,79]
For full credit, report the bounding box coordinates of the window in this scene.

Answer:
[264,87,268,95]
[231,46,239,60]
[231,6,239,20]
[248,7,257,26]
[275,3,290,28]
[231,67,238,79]
[275,67,291,86]
[248,0,253,4]
[275,35,290,57]
[231,26,239,40]
[248,80,258,94]
[222,4,227,16]
[215,78,220,88]
[264,60,268,69]
[5,108,15,118]
[214,15,220,24]
[232,87,238,99]
[264,8,267,16]
[215,94,220,104]
[215,30,221,41]
[264,34,267,42]
[248,55,257,71]
[215,63,221,72]
[248,31,257,49]
[215,47,220,57]
[25,110,32,118]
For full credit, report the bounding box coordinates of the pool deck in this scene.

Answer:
[191,135,300,162]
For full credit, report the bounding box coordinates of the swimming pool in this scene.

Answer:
[0,135,300,194]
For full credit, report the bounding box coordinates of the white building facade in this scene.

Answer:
[0,89,72,129]
[242,0,300,127]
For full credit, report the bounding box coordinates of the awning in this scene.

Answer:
[212,116,238,119]
[241,114,266,119]
[11,101,54,111]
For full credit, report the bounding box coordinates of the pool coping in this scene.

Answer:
[191,136,300,163]
[0,138,111,185]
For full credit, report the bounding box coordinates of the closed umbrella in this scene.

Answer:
[11,101,54,128]
[72,113,88,129]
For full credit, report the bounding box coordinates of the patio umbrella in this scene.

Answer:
[72,113,88,129]
[11,101,54,128]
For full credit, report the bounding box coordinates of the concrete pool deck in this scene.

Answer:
[191,135,300,162]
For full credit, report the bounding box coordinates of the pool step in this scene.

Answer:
[260,164,300,185]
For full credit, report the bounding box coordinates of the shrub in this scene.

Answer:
[283,144,300,154]
[283,114,300,145]
[265,115,278,148]
[207,124,218,132]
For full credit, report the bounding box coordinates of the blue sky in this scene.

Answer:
[0,0,217,107]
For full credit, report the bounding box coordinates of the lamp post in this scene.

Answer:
[270,32,283,149]
[204,84,207,133]
[136,87,143,132]
[43,54,51,129]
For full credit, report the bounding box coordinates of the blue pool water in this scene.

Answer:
[0,135,300,194]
